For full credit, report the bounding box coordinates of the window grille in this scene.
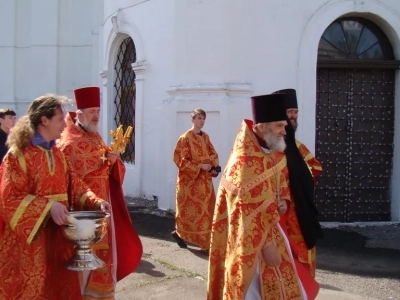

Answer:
[113,37,137,163]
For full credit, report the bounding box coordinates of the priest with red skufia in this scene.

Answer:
[57,87,143,299]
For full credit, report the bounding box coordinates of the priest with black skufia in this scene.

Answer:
[274,88,324,300]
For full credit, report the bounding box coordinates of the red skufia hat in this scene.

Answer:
[74,86,100,109]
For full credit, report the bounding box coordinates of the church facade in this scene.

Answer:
[1,0,400,222]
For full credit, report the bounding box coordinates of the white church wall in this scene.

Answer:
[0,0,17,111]
[161,0,309,209]
[160,83,253,210]
[102,0,400,215]
[101,0,176,199]
[1,0,399,218]
[0,0,103,117]
[58,0,103,97]
[13,0,31,115]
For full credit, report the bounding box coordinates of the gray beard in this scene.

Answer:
[84,124,99,133]
[78,120,98,133]
[264,133,286,152]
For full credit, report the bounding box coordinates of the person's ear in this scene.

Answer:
[40,115,48,126]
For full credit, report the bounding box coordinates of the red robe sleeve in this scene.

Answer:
[0,151,55,244]
[109,158,143,281]
[296,140,323,179]
[173,136,201,178]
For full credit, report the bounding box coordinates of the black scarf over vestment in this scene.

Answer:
[284,119,323,249]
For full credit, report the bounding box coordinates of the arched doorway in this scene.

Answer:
[315,17,400,222]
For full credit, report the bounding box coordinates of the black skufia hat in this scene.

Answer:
[251,93,287,124]
[274,88,298,109]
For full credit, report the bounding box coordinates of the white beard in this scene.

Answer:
[84,124,99,133]
[77,114,99,133]
[264,133,286,152]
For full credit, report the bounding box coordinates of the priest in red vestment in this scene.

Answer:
[274,88,323,277]
[0,94,110,300]
[208,93,306,300]
[57,86,142,299]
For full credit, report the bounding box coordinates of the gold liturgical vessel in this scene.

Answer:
[62,125,133,271]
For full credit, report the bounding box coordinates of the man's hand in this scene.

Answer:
[201,164,211,171]
[99,201,111,213]
[278,200,288,216]
[106,152,119,165]
[50,202,69,225]
[261,244,282,268]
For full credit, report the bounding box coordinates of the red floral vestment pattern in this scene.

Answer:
[207,120,302,300]
[57,113,142,299]
[173,130,219,250]
[0,144,102,300]
[276,140,323,280]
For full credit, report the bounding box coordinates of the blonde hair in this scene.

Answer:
[7,94,71,152]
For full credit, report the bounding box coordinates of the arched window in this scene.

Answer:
[317,17,400,70]
[114,37,136,163]
[318,17,394,60]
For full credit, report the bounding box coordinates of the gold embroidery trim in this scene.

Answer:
[221,157,286,197]
[10,194,36,230]
[304,152,314,161]
[79,193,89,210]
[289,234,305,241]
[17,153,27,173]
[11,193,69,243]
[92,243,110,251]
[44,194,68,201]
[86,176,109,179]
[27,200,54,244]
[79,191,98,209]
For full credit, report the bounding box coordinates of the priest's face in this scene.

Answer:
[262,121,287,152]
[192,114,206,130]
[286,108,298,131]
[77,107,100,132]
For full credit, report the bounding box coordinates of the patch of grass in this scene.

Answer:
[152,257,204,280]
[142,253,152,259]
[119,275,184,289]
[165,209,175,217]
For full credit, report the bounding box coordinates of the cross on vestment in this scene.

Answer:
[100,151,108,164]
